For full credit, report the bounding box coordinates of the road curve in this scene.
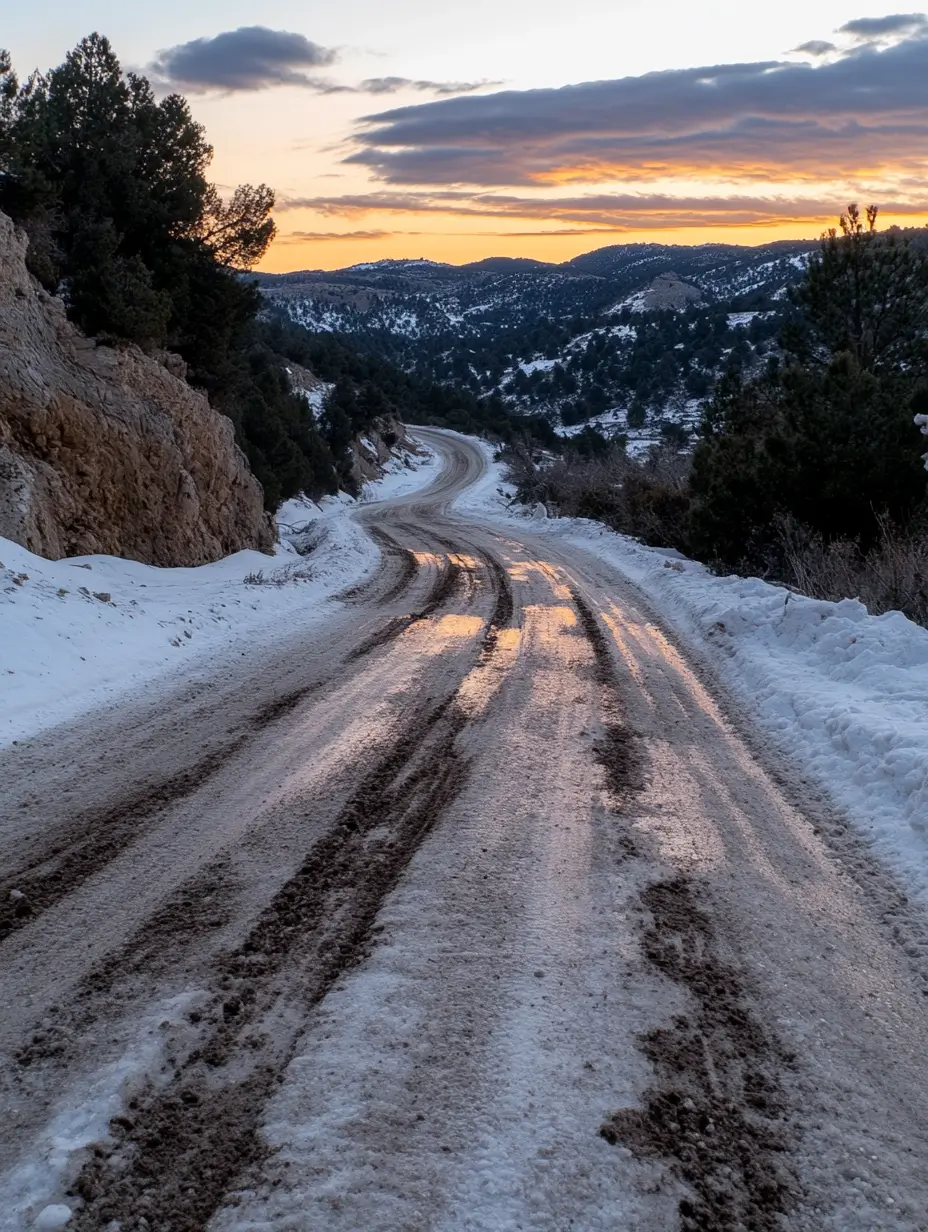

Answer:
[1,429,927,1232]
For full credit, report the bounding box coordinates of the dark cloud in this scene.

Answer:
[278,189,928,230]
[359,77,499,96]
[150,27,336,92]
[838,13,927,38]
[792,40,837,55]
[148,34,494,97]
[344,24,928,186]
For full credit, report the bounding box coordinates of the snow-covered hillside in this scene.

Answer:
[259,237,815,440]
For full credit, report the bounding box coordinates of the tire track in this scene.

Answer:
[407,524,514,652]
[570,588,646,802]
[336,526,419,606]
[1,544,455,946]
[61,533,519,1229]
[345,556,464,662]
[14,859,240,1068]
[570,588,798,1226]
[0,740,248,944]
[68,695,472,1231]
[600,879,797,1232]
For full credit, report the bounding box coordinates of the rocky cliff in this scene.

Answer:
[349,414,421,488]
[0,210,274,565]
[284,361,422,492]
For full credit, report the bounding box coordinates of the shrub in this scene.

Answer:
[776,515,928,625]
[508,444,692,551]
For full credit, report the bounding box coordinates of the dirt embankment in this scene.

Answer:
[0,209,273,565]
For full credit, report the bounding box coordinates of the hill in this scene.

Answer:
[257,237,820,449]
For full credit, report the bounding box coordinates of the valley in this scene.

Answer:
[258,239,819,447]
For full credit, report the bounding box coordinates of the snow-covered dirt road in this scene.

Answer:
[2,430,928,1231]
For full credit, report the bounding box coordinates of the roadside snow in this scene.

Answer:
[0,994,197,1230]
[454,437,928,905]
[0,520,374,748]
[0,444,439,747]
[360,442,444,503]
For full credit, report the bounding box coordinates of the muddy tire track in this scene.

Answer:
[248,684,321,729]
[570,588,645,802]
[0,740,248,944]
[408,524,514,652]
[346,557,465,662]
[337,526,419,606]
[601,878,797,1231]
[1,680,337,945]
[67,696,472,1232]
[14,861,241,1071]
[570,586,796,1224]
[481,549,515,649]
[63,541,519,1228]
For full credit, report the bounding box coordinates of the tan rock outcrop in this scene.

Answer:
[349,414,423,488]
[0,210,274,565]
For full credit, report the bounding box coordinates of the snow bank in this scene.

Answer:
[0,444,440,746]
[360,443,444,503]
[455,439,928,904]
[0,517,376,747]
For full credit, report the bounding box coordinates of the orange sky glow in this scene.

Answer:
[258,209,928,273]
[14,1,926,274]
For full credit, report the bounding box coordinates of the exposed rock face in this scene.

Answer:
[349,414,423,488]
[285,360,331,417]
[284,364,420,491]
[0,210,274,565]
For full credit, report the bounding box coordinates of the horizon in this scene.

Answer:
[7,3,928,269]
[258,230,862,277]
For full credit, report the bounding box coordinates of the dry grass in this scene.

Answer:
[243,563,314,586]
[507,445,928,628]
[507,445,928,627]
[507,445,692,550]
[776,516,928,625]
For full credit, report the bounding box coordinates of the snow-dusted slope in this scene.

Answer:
[260,239,814,440]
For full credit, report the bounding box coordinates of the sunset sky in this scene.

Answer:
[6,3,928,270]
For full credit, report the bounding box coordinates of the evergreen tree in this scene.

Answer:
[0,36,345,512]
[690,208,928,566]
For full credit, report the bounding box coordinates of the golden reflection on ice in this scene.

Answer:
[430,614,485,639]
[507,559,572,600]
[402,612,488,657]
[519,603,577,641]
[457,628,522,717]
[597,591,839,902]
[495,628,521,652]
[606,600,727,726]
[600,610,648,691]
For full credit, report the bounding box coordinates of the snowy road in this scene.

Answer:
[2,430,928,1231]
